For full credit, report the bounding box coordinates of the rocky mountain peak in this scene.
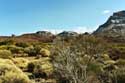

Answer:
[94,10,125,38]
[113,10,125,17]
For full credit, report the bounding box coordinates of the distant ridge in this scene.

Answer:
[0,31,80,43]
[1,11,125,43]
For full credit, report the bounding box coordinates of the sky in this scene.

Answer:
[0,0,125,35]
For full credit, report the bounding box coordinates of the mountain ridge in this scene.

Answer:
[94,10,125,38]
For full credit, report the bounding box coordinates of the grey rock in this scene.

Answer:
[36,31,54,36]
[57,31,78,37]
[94,10,125,38]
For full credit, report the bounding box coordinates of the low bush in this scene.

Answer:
[108,48,121,60]
[27,62,35,72]
[8,45,24,54]
[0,50,12,59]
[0,59,31,83]
[12,58,29,70]
[24,46,37,56]
[39,48,50,57]
[111,68,125,83]
[16,42,29,48]
[115,59,125,67]
[27,59,53,78]
[0,45,8,50]
[0,39,15,45]
[87,62,103,74]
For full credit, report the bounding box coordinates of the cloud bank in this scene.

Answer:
[39,26,97,34]
[102,10,111,14]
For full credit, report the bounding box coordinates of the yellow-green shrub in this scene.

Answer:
[27,59,53,77]
[12,58,29,70]
[111,68,125,83]
[0,59,31,83]
[40,48,50,57]
[16,42,29,48]
[101,54,111,61]
[24,46,37,56]
[116,59,125,67]
[0,45,8,50]
[104,60,116,65]
[0,50,12,59]
[8,45,24,54]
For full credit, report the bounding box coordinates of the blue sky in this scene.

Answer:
[0,0,125,35]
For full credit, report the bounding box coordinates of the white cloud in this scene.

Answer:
[38,26,98,34]
[102,10,111,14]
[39,29,63,34]
[71,26,97,33]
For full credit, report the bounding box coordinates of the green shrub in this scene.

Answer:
[0,50,12,59]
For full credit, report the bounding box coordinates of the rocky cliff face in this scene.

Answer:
[94,11,125,38]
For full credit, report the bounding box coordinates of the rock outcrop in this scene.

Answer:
[94,10,125,38]
[57,31,78,37]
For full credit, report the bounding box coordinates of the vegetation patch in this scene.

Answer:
[0,59,31,83]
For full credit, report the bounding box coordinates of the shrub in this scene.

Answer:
[51,35,107,83]
[8,45,24,54]
[24,46,41,56]
[111,68,125,83]
[104,60,116,65]
[0,71,30,83]
[27,62,35,72]
[103,60,117,71]
[24,46,36,56]
[0,50,12,59]
[12,58,29,70]
[87,62,103,74]
[108,48,121,60]
[101,54,111,61]
[0,39,15,45]
[0,59,31,83]
[115,59,125,67]
[39,48,50,57]
[0,45,8,50]
[16,42,29,48]
[27,59,53,78]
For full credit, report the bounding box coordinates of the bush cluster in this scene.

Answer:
[0,50,12,59]
[0,59,31,83]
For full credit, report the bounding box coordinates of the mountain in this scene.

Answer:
[0,31,55,43]
[94,10,125,39]
[57,31,78,37]
[0,31,79,43]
